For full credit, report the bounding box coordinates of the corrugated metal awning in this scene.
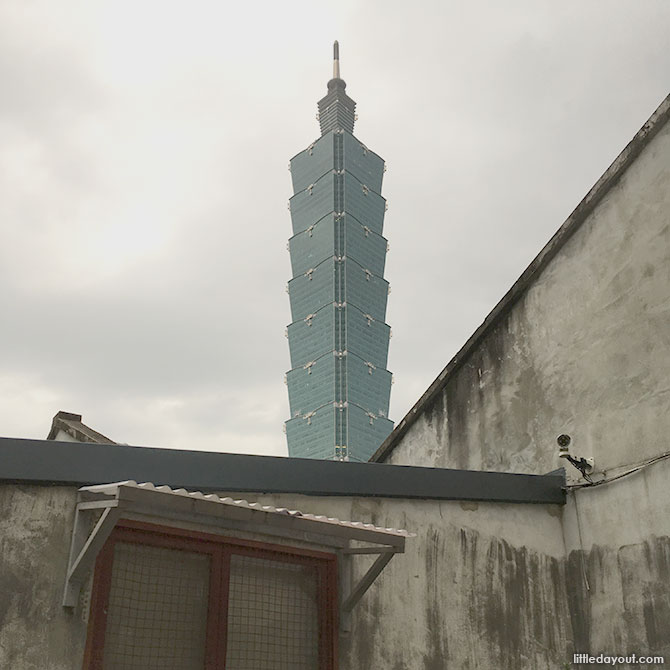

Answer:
[79,480,411,543]
[64,480,413,619]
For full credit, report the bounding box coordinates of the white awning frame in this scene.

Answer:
[63,480,412,626]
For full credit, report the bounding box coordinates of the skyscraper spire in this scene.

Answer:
[285,43,394,462]
[333,40,340,79]
[318,40,356,135]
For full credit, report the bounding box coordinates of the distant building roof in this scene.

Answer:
[46,410,116,445]
[371,92,670,465]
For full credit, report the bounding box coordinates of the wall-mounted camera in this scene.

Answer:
[557,433,571,456]
[556,433,594,478]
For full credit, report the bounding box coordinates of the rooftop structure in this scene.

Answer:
[285,43,394,461]
[46,410,115,445]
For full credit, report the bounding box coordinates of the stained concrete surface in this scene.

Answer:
[379,106,670,667]
[2,485,573,669]
[386,116,670,479]
[0,486,86,670]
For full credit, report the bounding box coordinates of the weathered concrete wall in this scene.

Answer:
[237,491,572,670]
[1,484,571,670]
[383,113,670,662]
[562,458,670,659]
[6,482,668,667]
[387,116,670,478]
[0,485,86,670]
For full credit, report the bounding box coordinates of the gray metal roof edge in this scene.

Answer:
[371,92,670,465]
[0,436,564,504]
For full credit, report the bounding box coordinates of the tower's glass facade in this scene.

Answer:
[285,45,393,462]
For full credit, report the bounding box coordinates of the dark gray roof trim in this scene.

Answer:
[371,92,670,464]
[0,437,565,504]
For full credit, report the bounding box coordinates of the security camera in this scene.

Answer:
[557,434,571,448]
[555,433,594,479]
[557,434,571,458]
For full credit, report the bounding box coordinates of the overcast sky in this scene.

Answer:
[1,1,669,455]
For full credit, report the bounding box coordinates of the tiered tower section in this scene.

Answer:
[285,43,393,462]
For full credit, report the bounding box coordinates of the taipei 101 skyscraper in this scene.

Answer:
[285,43,393,462]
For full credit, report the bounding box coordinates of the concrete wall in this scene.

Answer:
[385,116,670,479]
[4,482,668,667]
[1,483,572,670]
[562,459,670,659]
[0,485,86,670]
[239,491,570,670]
[383,114,670,662]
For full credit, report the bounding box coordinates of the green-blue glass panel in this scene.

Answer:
[287,305,335,368]
[344,260,388,321]
[346,354,392,416]
[286,406,336,459]
[345,305,390,368]
[347,404,394,462]
[287,353,336,415]
[342,132,384,193]
[289,215,334,277]
[286,129,393,461]
[288,259,334,321]
[290,133,335,193]
[343,216,387,277]
[342,173,385,235]
[290,174,334,235]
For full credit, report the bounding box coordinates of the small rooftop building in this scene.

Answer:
[46,411,116,445]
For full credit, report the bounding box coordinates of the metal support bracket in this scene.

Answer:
[63,500,121,607]
[341,546,400,613]
[338,544,403,629]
